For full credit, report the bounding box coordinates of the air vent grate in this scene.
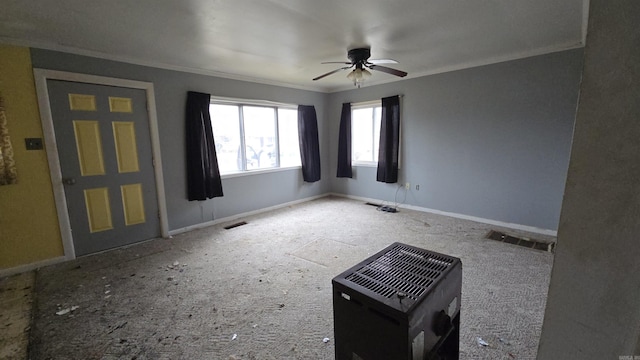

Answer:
[344,244,454,301]
[486,230,554,252]
[224,221,247,230]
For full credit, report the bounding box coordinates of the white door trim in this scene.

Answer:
[33,69,169,261]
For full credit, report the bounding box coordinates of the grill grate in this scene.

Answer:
[345,244,454,301]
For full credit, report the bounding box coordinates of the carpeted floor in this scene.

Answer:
[0,271,34,360]
[28,196,554,359]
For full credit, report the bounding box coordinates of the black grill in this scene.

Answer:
[345,244,453,302]
[333,243,462,360]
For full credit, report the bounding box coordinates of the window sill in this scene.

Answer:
[220,165,301,179]
[352,162,402,170]
[352,162,377,168]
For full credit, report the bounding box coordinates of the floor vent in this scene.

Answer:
[365,202,380,207]
[224,221,247,230]
[486,230,555,253]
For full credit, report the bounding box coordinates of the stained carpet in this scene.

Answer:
[29,196,554,359]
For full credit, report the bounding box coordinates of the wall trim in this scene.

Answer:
[33,69,170,262]
[0,37,321,92]
[0,256,67,278]
[325,42,585,92]
[171,191,557,238]
[1,37,584,94]
[330,193,558,237]
[168,194,330,236]
[582,0,590,45]
[3,192,557,276]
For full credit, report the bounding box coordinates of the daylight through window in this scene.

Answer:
[352,102,381,164]
[210,102,300,175]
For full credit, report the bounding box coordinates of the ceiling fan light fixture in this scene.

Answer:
[313,46,407,85]
[347,68,372,88]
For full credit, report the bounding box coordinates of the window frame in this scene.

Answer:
[351,100,382,167]
[210,96,300,178]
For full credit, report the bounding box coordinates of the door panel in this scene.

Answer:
[47,80,160,256]
[73,120,106,176]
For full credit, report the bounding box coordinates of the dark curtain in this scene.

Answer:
[376,95,401,183]
[336,103,352,178]
[298,105,321,182]
[186,91,224,200]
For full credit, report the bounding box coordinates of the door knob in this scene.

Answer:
[63,178,76,185]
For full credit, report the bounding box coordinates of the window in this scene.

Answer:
[352,101,381,164]
[210,101,300,175]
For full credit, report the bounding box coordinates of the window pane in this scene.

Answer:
[278,109,300,167]
[243,106,277,170]
[352,108,374,162]
[210,104,241,174]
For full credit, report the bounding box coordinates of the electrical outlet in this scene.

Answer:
[405,182,410,190]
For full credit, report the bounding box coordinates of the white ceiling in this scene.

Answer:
[1,0,587,92]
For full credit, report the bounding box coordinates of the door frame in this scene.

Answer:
[34,69,169,260]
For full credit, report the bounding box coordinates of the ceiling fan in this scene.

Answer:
[313,47,408,87]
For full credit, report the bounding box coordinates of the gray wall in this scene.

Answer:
[31,46,583,234]
[328,49,583,231]
[538,1,640,358]
[31,49,329,230]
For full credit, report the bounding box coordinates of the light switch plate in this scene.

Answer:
[25,138,43,150]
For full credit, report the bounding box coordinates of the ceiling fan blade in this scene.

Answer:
[368,59,398,64]
[321,61,352,64]
[313,66,351,81]
[368,64,408,77]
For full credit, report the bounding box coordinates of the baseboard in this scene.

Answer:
[0,256,67,278]
[3,192,555,278]
[2,194,331,277]
[330,192,558,237]
[168,193,331,236]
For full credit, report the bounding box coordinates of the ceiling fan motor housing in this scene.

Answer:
[348,48,371,64]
